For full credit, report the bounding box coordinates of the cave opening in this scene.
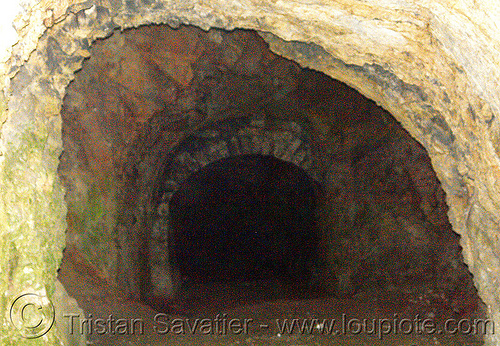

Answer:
[56,23,486,345]
[163,153,323,312]
[171,154,319,284]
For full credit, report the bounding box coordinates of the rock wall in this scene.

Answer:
[57,25,476,317]
[1,1,499,345]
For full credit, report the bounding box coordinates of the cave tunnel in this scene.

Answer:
[169,154,320,286]
[55,23,487,345]
[162,153,324,314]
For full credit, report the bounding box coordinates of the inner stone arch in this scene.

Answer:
[146,117,322,309]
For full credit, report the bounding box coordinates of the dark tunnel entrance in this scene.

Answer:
[167,154,322,310]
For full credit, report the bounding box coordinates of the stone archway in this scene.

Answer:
[146,117,320,303]
[1,1,499,345]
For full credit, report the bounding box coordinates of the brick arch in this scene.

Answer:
[147,117,320,300]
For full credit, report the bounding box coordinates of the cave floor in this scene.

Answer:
[58,254,484,346]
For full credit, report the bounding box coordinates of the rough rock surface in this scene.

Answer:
[0,1,500,345]
[56,26,479,323]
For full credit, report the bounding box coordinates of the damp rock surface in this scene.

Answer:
[55,25,479,319]
[53,25,484,346]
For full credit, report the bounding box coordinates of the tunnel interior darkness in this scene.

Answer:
[169,154,320,286]
[56,23,486,344]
